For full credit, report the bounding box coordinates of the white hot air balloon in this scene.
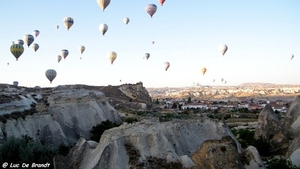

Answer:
[99,23,108,35]
[108,51,117,64]
[57,55,62,63]
[123,17,130,25]
[164,62,170,71]
[31,43,39,52]
[79,46,85,54]
[218,44,228,56]
[45,69,57,84]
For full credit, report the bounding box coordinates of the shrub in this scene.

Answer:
[0,135,57,166]
[90,120,120,142]
[266,157,300,169]
[125,117,138,123]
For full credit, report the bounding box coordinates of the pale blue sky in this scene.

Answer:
[1,1,300,88]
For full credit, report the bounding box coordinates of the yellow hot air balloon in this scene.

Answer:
[10,44,24,61]
[108,51,117,64]
[201,67,207,75]
[63,17,74,31]
[97,0,111,11]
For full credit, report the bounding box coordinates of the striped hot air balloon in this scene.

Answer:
[10,44,24,61]
[45,69,57,84]
[63,17,74,31]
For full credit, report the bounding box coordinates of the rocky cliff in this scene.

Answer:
[55,118,267,169]
[254,104,288,153]
[0,84,122,146]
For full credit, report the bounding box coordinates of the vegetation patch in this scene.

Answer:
[90,120,120,142]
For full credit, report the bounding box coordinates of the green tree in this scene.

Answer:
[187,97,191,103]
[0,135,57,167]
[90,120,120,142]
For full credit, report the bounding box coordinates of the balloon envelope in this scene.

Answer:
[218,44,228,56]
[108,51,117,64]
[63,17,74,31]
[158,0,166,6]
[290,54,294,60]
[33,30,40,37]
[45,69,57,84]
[10,44,24,61]
[164,62,170,71]
[57,55,62,63]
[61,49,69,59]
[99,23,108,35]
[79,46,85,54]
[201,67,207,75]
[145,4,157,18]
[123,17,130,25]
[31,43,39,52]
[96,0,111,11]
[15,39,24,46]
[144,53,150,60]
[23,34,34,47]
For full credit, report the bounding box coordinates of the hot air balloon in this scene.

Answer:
[221,78,224,82]
[63,17,74,31]
[79,46,85,54]
[23,34,34,47]
[144,53,150,60]
[224,80,227,84]
[7,62,9,66]
[152,41,155,44]
[31,43,39,52]
[57,55,62,63]
[56,25,59,29]
[145,4,157,18]
[10,44,24,61]
[123,17,130,25]
[213,79,215,82]
[218,44,228,56]
[96,0,111,11]
[45,69,57,84]
[158,0,166,6]
[108,51,117,64]
[201,67,207,75]
[61,49,69,59]
[13,81,19,86]
[164,62,170,71]
[290,54,294,60]
[99,23,108,35]
[15,39,24,46]
[33,30,40,37]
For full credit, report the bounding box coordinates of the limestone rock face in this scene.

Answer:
[243,146,266,169]
[59,119,242,169]
[0,85,122,146]
[191,136,244,169]
[254,104,288,152]
[283,96,300,132]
